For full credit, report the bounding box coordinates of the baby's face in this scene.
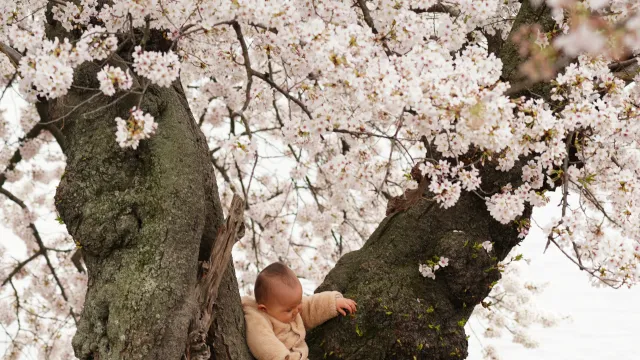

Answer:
[260,280,303,323]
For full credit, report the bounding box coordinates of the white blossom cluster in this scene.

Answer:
[115,107,158,149]
[417,161,482,209]
[97,65,133,96]
[52,0,98,32]
[419,256,449,280]
[9,25,117,101]
[132,46,180,87]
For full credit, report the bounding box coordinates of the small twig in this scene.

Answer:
[0,42,22,68]
[0,124,44,187]
[1,251,43,287]
[0,71,18,102]
[246,153,259,197]
[42,92,102,124]
[250,69,313,119]
[545,132,572,253]
[546,234,621,289]
[569,179,619,226]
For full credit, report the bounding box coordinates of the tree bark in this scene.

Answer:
[51,58,252,359]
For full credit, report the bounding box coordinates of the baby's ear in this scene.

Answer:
[257,304,267,312]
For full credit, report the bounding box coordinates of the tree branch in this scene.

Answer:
[356,0,379,34]
[0,42,22,68]
[410,3,461,17]
[250,69,313,119]
[230,21,254,116]
[43,123,67,152]
[0,124,44,188]
[610,56,639,83]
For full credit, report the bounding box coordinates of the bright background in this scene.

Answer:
[466,200,640,360]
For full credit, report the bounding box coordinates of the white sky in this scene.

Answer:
[466,201,640,360]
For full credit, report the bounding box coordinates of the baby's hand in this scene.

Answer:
[336,298,357,316]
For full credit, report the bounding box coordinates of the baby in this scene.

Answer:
[241,262,357,360]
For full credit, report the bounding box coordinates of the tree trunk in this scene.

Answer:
[306,165,530,359]
[52,58,252,359]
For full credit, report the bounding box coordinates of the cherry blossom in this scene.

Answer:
[97,65,133,96]
[482,241,494,253]
[115,107,158,149]
[132,46,180,87]
[419,256,450,280]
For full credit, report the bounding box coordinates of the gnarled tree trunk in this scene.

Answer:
[51,57,252,360]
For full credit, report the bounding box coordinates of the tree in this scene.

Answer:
[1,0,639,359]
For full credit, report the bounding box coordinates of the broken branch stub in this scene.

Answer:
[186,194,245,360]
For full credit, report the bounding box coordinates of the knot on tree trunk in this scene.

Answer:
[186,330,210,360]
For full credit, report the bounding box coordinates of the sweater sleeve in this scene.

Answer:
[243,305,293,360]
[300,291,342,330]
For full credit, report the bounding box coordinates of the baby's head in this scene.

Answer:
[254,262,302,323]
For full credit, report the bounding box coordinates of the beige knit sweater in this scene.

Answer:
[241,291,342,360]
